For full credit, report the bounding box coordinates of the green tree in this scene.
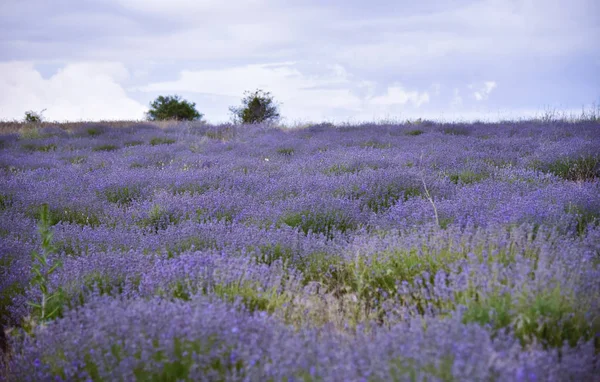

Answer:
[229,89,281,124]
[146,95,203,121]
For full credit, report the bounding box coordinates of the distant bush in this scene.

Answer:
[229,89,280,124]
[146,95,203,121]
[24,109,46,123]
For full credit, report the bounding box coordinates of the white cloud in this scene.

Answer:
[369,85,430,108]
[470,81,497,101]
[0,61,147,121]
[451,88,463,107]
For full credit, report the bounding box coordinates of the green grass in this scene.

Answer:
[405,129,424,136]
[279,210,356,240]
[86,128,103,137]
[459,284,596,349]
[21,143,57,152]
[0,194,12,211]
[92,144,119,152]
[543,155,600,182]
[150,137,176,146]
[165,236,218,258]
[276,147,295,156]
[138,204,180,232]
[28,205,101,227]
[448,170,488,185]
[323,163,362,175]
[101,186,142,206]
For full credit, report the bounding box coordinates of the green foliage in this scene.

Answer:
[255,244,295,267]
[389,356,455,382]
[363,185,422,213]
[565,203,600,236]
[165,237,217,258]
[92,144,119,152]
[213,282,288,314]
[406,129,424,136]
[21,143,57,152]
[149,137,176,146]
[460,284,595,348]
[543,155,600,182]
[139,204,180,232]
[448,170,488,185]
[24,109,45,123]
[146,95,203,121]
[86,127,102,137]
[0,194,12,211]
[29,205,101,227]
[229,89,280,124]
[102,186,142,206]
[276,147,295,156]
[279,210,356,240]
[27,204,63,325]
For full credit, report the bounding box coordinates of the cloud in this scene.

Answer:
[369,85,430,108]
[470,81,497,101]
[0,61,147,121]
[451,88,463,107]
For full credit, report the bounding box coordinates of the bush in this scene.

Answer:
[24,109,46,123]
[229,89,280,124]
[146,95,203,121]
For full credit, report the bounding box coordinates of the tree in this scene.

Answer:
[229,89,280,124]
[146,95,203,121]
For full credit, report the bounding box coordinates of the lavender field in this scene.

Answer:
[1,120,599,381]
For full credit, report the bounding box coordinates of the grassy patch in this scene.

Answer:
[276,147,295,156]
[150,137,176,146]
[101,185,142,206]
[543,155,600,182]
[138,204,180,232]
[448,170,488,185]
[323,163,361,175]
[363,185,422,213]
[86,128,103,137]
[28,205,101,227]
[21,143,57,152]
[0,194,13,210]
[165,236,218,258]
[405,129,424,136]
[459,284,596,349]
[92,144,119,152]
[279,210,356,240]
[125,140,144,147]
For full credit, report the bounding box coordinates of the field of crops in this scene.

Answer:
[1,120,599,380]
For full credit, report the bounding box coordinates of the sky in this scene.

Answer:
[0,0,598,124]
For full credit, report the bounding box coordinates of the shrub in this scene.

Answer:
[146,95,203,121]
[229,89,280,124]
[24,109,46,123]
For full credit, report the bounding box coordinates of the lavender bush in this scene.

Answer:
[0,119,599,380]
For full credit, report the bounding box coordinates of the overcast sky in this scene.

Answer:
[1,0,598,124]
